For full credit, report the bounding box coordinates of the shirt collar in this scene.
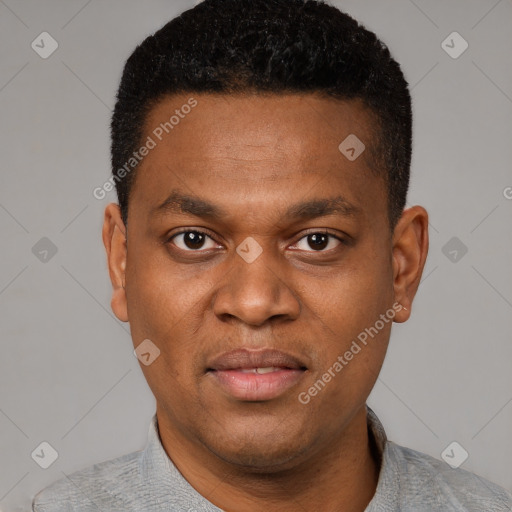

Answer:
[140,413,224,510]
[140,404,389,509]
[366,404,388,467]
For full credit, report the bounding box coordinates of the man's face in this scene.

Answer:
[113,93,400,469]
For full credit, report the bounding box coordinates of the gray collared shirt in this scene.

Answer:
[32,405,512,511]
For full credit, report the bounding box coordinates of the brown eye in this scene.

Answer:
[170,230,218,251]
[293,232,342,252]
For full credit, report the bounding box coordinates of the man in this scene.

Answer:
[32,0,512,510]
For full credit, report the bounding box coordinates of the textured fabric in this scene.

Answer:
[32,406,512,511]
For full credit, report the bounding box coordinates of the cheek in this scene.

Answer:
[126,246,205,335]
[306,255,391,327]
[302,248,393,374]
[125,251,222,389]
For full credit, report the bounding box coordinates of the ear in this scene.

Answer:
[391,206,429,323]
[102,203,129,322]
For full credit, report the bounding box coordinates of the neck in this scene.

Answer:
[157,404,381,512]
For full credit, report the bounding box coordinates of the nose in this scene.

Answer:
[212,243,301,327]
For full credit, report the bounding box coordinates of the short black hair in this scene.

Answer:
[111,0,412,230]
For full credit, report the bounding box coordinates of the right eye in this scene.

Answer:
[168,230,221,252]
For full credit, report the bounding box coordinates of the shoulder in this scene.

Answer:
[32,449,144,512]
[388,441,512,511]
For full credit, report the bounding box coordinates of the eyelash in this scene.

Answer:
[166,228,346,253]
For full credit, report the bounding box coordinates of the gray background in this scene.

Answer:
[1,0,511,510]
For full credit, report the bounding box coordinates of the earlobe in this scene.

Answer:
[102,203,129,322]
[391,206,429,323]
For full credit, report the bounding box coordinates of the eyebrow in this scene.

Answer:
[152,189,361,221]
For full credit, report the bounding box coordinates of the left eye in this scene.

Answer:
[293,232,342,252]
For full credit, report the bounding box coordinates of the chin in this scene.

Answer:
[214,445,308,473]
[201,422,312,473]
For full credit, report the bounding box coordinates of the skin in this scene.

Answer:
[103,93,428,512]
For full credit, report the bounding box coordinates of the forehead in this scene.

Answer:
[130,93,387,228]
[142,92,377,165]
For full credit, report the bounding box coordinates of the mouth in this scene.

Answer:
[206,348,308,401]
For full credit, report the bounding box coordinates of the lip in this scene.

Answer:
[206,348,308,401]
[207,348,307,371]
